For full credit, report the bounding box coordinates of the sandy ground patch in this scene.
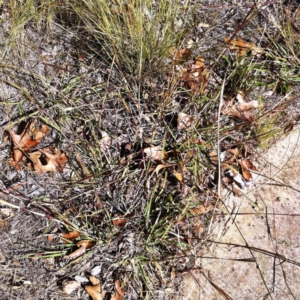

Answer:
[180,128,300,300]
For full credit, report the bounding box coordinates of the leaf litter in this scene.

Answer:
[63,240,95,260]
[6,119,68,173]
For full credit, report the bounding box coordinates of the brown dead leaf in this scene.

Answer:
[111,280,125,300]
[85,276,102,300]
[9,120,49,152]
[112,217,127,227]
[224,37,262,57]
[143,146,168,161]
[61,231,80,240]
[77,240,95,249]
[222,97,258,122]
[227,148,240,163]
[177,112,194,130]
[178,57,210,94]
[173,48,192,65]
[64,240,95,260]
[28,147,68,173]
[238,159,258,181]
[8,120,49,170]
[189,205,206,215]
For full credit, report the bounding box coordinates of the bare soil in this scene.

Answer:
[179,128,300,300]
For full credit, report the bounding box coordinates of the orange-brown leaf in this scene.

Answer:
[64,244,86,260]
[111,280,125,300]
[61,231,81,240]
[224,37,262,57]
[178,58,210,95]
[85,284,102,300]
[222,100,258,121]
[226,148,240,163]
[64,240,95,260]
[238,159,258,181]
[9,120,49,152]
[85,276,102,300]
[89,276,100,286]
[112,217,127,227]
[8,120,50,170]
[173,48,192,65]
[189,205,206,215]
[28,147,68,173]
[76,240,95,249]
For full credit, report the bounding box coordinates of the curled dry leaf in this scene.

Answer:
[111,280,125,300]
[28,147,68,173]
[224,37,262,57]
[8,120,49,170]
[238,159,258,181]
[112,217,127,227]
[222,98,258,122]
[178,56,210,94]
[143,146,168,161]
[113,212,134,227]
[85,276,102,300]
[64,240,95,260]
[172,48,192,65]
[177,112,194,130]
[226,147,240,163]
[61,231,80,240]
[62,280,79,295]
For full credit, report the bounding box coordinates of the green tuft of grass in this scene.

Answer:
[71,0,192,77]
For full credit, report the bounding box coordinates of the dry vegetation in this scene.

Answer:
[0,0,300,299]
